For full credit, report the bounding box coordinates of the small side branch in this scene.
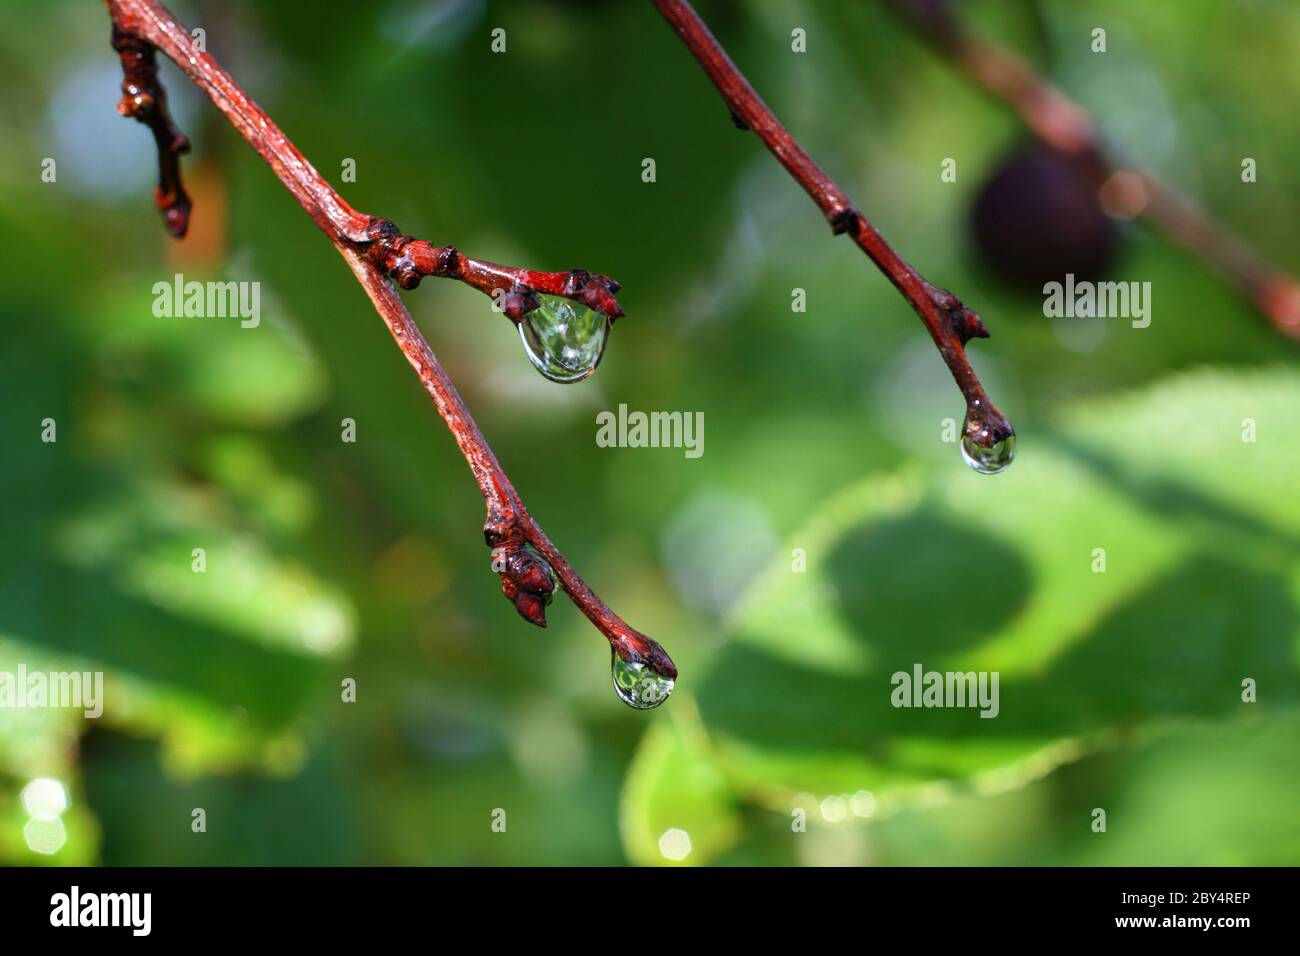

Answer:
[110,23,191,237]
[363,218,623,322]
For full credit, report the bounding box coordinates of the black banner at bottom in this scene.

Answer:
[0,866,1284,940]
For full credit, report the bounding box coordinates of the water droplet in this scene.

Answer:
[518,296,610,383]
[961,403,1017,475]
[960,431,1016,475]
[611,651,674,710]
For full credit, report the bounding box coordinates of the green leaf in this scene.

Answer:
[624,368,1300,863]
[620,698,741,867]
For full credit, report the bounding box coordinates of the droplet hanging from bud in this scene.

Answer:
[960,405,1017,475]
[611,651,675,710]
[518,295,610,383]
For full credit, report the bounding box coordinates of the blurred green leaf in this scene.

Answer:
[620,697,740,866]
[625,368,1300,863]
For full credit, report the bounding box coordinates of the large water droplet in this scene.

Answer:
[960,432,1017,475]
[611,651,674,710]
[518,295,610,383]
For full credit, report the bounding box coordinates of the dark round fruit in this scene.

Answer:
[970,143,1118,291]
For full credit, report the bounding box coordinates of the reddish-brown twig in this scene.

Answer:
[883,0,1300,340]
[363,218,623,321]
[104,0,674,680]
[110,22,191,237]
[652,0,1014,450]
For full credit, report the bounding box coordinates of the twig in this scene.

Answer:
[363,219,623,321]
[111,22,191,237]
[651,0,1014,450]
[883,0,1300,339]
[104,0,675,680]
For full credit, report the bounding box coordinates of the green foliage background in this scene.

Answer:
[1,0,1297,865]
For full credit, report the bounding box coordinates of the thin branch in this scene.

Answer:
[884,0,1300,340]
[651,0,1014,450]
[111,22,191,237]
[104,0,675,680]
[363,219,624,321]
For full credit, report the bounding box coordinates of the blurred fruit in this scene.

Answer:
[970,143,1118,291]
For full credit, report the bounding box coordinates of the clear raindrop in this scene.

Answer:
[611,651,674,710]
[518,296,610,384]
